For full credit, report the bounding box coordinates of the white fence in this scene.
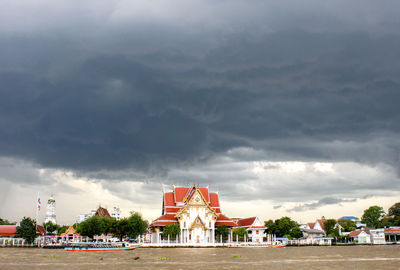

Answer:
[0,237,38,247]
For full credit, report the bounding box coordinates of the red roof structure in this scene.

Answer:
[0,225,46,237]
[95,206,111,218]
[0,225,19,237]
[316,219,326,232]
[307,222,315,229]
[236,217,257,227]
[150,185,235,227]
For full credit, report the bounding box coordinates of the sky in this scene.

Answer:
[1,0,400,225]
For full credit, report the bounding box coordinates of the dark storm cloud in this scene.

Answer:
[1,0,400,183]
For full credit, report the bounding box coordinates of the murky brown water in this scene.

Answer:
[0,245,399,270]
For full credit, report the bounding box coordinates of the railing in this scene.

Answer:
[0,238,37,247]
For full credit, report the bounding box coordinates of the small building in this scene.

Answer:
[110,207,121,221]
[235,217,266,243]
[384,227,400,243]
[370,228,385,244]
[0,225,45,238]
[60,225,84,243]
[0,225,20,238]
[349,230,371,243]
[301,228,326,239]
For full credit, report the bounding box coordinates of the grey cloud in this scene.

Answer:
[0,1,399,189]
[287,197,358,212]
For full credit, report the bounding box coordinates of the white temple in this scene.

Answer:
[44,194,57,224]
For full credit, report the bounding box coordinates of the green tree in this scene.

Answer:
[388,202,400,217]
[289,226,303,239]
[324,219,338,236]
[216,225,229,241]
[0,218,15,225]
[76,216,110,238]
[264,219,277,235]
[58,225,69,235]
[110,218,130,241]
[16,217,37,244]
[126,212,148,238]
[162,224,181,240]
[232,227,248,241]
[388,202,400,225]
[338,219,356,232]
[361,206,385,228]
[43,221,60,234]
[274,217,298,237]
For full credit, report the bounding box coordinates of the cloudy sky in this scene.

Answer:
[1,0,400,225]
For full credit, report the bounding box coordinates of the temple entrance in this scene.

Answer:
[196,235,200,243]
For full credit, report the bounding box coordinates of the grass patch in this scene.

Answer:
[157,257,170,261]
[232,255,241,258]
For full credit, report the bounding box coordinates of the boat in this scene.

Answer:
[65,243,140,252]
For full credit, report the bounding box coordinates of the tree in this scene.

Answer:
[388,202,400,217]
[58,225,69,235]
[16,217,37,244]
[232,227,248,241]
[126,212,148,238]
[162,224,180,240]
[338,219,356,232]
[264,219,277,235]
[274,217,298,237]
[43,221,60,234]
[324,219,338,236]
[76,216,110,238]
[361,206,385,228]
[110,218,130,241]
[0,218,15,225]
[216,225,229,241]
[289,226,303,239]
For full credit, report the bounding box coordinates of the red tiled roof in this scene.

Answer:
[0,225,19,237]
[307,222,315,229]
[198,188,210,203]
[0,225,45,236]
[216,214,236,227]
[385,228,400,233]
[37,225,46,236]
[95,206,111,218]
[150,214,178,227]
[349,230,367,237]
[236,217,257,227]
[316,219,326,232]
[209,193,221,213]
[174,187,190,202]
[164,192,175,206]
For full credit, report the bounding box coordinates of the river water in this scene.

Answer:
[0,245,399,269]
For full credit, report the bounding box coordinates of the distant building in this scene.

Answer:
[76,206,117,223]
[94,206,111,218]
[44,195,57,224]
[110,207,121,221]
[235,216,266,243]
[349,229,371,243]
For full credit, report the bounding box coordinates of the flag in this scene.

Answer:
[37,196,41,211]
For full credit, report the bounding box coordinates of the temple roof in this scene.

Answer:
[152,185,235,227]
[95,206,111,218]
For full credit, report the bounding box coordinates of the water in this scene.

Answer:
[0,245,399,269]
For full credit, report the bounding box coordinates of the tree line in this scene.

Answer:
[5,211,148,244]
